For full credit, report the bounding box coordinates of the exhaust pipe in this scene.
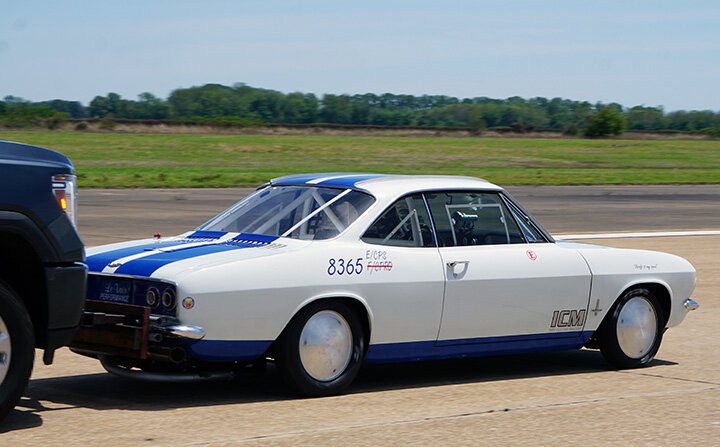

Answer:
[147,346,186,364]
[99,356,235,383]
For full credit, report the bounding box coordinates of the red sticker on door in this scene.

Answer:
[526,250,537,261]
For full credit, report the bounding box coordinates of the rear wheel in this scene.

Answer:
[598,287,663,369]
[276,301,365,396]
[0,282,35,421]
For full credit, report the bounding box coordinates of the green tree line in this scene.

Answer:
[2,83,719,135]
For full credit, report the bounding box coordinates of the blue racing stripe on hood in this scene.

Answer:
[233,233,278,244]
[185,230,228,239]
[86,231,229,273]
[86,241,186,273]
[110,233,279,277]
[113,243,246,277]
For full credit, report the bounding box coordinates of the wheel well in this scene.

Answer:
[638,283,671,327]
[0,232,47,348]
[269,297,372,357]
[586,282,672,349]
[303,297,371,341]
[616,283,671,328]
[336,297,371,344]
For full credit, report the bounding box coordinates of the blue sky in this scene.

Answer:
[1,1,719,111]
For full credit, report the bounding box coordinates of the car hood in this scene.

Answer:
[86,231,305,279]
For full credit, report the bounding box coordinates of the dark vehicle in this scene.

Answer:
[0,140,86,421]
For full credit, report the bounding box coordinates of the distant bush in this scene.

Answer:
[487,126,513,133]
[563,123,579,136]
[99,118,117,130]
[584,107,627,137]
[45,114,67,129]
[75,122,88,131]
[698,127,720,137]
[0,106,68,128]
[180,115,267,128]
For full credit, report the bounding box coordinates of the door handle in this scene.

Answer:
[446,260,469,278]
[446,260,469,269]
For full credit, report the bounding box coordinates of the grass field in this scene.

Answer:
[2,130,719,187]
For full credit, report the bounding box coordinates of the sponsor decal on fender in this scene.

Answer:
[550,309,586,328]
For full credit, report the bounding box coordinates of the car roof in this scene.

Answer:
[269,173,502,196]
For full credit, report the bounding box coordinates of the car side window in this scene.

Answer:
[424,191,525,247]
[362,194,436,247]
[503,197,547,243]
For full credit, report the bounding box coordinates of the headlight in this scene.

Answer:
[146,287,160,308]
[162,288,176,310]
[52,174,78,229]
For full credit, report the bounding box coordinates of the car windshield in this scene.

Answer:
[199,186,375,240]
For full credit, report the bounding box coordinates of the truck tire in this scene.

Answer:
[0,281,35,421]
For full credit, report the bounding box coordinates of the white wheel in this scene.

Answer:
[277,301,366,396]
[616,296,658,359]
[599,288,663,369]
[298,310,353,382]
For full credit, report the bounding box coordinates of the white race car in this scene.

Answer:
[72,174,699,395]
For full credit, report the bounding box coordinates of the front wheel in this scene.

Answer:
[0,282,35,421]
[276,301,365,396]
[598,288,663,369]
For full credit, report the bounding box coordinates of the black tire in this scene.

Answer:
[276,301,366,396]
[0,281,35,421]
[598,287,664,369]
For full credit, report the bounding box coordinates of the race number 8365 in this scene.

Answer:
[328,258,363,275]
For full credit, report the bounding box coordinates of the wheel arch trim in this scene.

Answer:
[279,292,374,342]
[610,279,672,327]
[0,211,58,262]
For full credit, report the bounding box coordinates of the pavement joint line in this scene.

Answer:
[181,386,720,446]
[555,230,720,240]
[615,370,720,386]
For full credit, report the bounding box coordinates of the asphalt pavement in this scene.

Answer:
[77,185,720,246]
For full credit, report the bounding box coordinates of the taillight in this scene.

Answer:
[52,174,78,228]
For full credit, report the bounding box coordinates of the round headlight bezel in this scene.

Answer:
[146,287,160,308]
[162,288,176,310]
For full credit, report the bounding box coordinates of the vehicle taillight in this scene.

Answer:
[52,174,78,228]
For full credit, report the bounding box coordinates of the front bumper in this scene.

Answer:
[70,300,204,362]
[45,262,87,350]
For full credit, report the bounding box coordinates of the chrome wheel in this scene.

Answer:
[616,296,658,359]
[298,310,353,382]
[0,315,10,384]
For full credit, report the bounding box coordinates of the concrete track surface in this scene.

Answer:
[1,186,719,446]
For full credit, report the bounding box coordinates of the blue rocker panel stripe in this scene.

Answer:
[183,340,273,362]
[184,331,593,363]
[364,331,594,363]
